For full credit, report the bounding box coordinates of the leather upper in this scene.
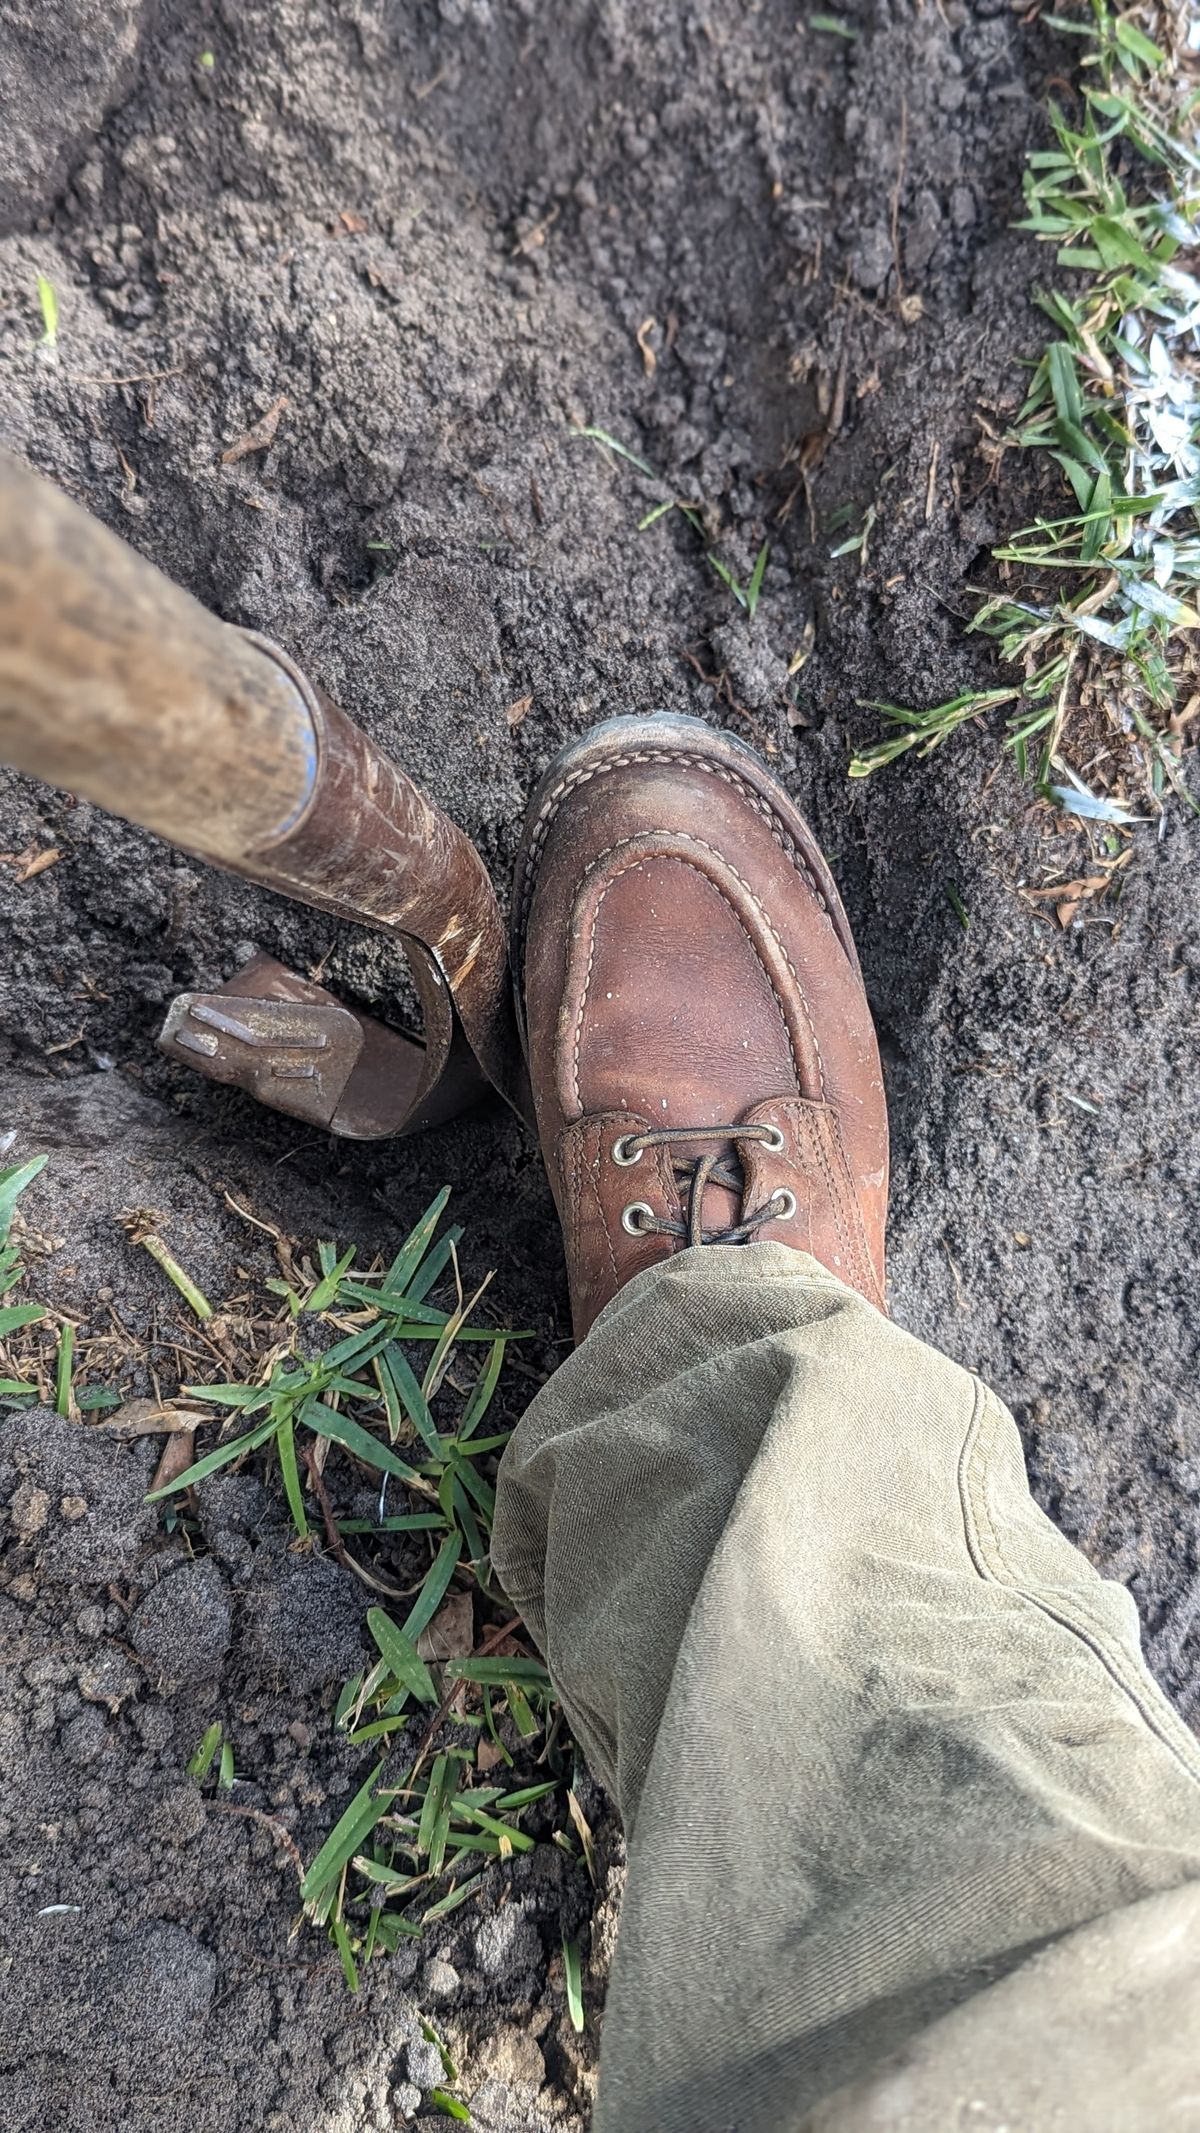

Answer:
[513,717,889,1339]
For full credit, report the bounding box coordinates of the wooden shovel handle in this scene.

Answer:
[0,448,317,859]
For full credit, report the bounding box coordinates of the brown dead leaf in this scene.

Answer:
[787,618,816,678]
[505,694,533,731]
[101,1397,201,1438]
[150,1429,196,1494]
[636,316,658,378]
[1020,864,1131,928]
[416,1589,474,1664]
[6,846,62,882]
[337,210,368,234]
[1023,873,1109,903]
[566,1788,598,1884]
[221,394,288,465]
[476,1737,506,1774]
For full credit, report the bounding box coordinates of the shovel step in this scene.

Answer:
[160,990,364,1129]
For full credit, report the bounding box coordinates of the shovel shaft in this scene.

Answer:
[0,448,317,858]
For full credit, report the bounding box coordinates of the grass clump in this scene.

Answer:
[147,1187,586,2002]
[0,1156,47,1338]
[0,1156,48,1398]
[852,0,1200,820]
[0,1159,592,2026]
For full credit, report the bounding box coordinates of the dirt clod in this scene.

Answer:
[129,1557,232,1686]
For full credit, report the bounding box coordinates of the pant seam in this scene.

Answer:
[959,1382,1200,1790]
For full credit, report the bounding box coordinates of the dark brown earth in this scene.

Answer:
[1,1,1198,2128]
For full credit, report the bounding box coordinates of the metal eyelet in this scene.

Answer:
[612,1135,644,1167]
[621,1202,654,1235]
[770,1189,798,1221]
[760,1125,786,1153]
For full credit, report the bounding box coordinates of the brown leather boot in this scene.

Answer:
[512,713,888,1340]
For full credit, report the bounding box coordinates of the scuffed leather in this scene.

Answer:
[516,722,889,1339]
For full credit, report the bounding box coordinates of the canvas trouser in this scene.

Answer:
[490,1244,1200,2132]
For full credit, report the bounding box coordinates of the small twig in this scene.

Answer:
[208,1801,305,1883]
[66,366,185,387]
[221,1190,283,1240]
[406,1615,527,1790]
[889,95,909,300]
[302,1444,411,1601]
[414,63,449,99]
[924,438,940,523]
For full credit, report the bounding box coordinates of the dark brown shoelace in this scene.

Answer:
[613,1122,794,1250]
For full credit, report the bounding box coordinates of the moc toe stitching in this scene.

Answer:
[514,748,838,970]
[570,844,813,1115]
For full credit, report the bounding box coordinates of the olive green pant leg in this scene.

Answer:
[491,1244,1200,2133]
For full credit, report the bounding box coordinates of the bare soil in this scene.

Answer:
[1,2,1198,2128]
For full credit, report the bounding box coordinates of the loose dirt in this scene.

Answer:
[1,2,1198,2129]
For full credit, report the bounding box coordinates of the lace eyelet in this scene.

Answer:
[771,1189,798,1221]
[612,1135,644,1167]
[621,1202,654,1235]
[760,1124,786,1153]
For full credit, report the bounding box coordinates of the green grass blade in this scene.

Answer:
[457,1338,506,1442]
[745,539,769,620]
[505,1682,540,1738]
[563,1934,585,2032]
[428,2087,471,2120]
[145,1415,282,1500]
[380,1344,441,1456]
[275,1416,309,1539]
[0,1155,47,1238]
[445,1656,552,1686]
[0,1303,45,1335]
[574,425,657,477]
[422,1873,487,1927]
[402,1532,462,1644]
[300,1761,389,1905]
[35,274,58,347]
[331,1913,360,1993]
[181,1382,275,1411]
[187,1721,223,1780]
[405,1226,465,1305]
[299,1397,425,1484]
[382,1186,453,1294]
[417,1752,459,1875]
[366,1606,438,1706]
[54,1323,74,1416]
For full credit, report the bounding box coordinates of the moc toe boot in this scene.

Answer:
[512,713,888,1341]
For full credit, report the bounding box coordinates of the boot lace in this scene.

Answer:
[612,1122,797,1249]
